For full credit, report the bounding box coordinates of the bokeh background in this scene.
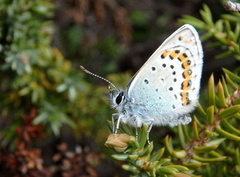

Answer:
[1,0,239,176]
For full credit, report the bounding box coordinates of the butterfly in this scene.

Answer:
[81,24,203,139]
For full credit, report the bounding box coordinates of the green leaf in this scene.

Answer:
[149,148,165,162]
[200,4,214,27]
[156,159,171,167]
[216,126,240,141]
[57,84,67,92]
[119,123,135,136]
[217,81,228,107]
[165,165,188,171]
[182,124,191,141]
[208,74,216,108]
[225,72,239,90]
[219,105,240,119]
[205,138,226,146]
[222,14,240,22]
[222,119,240,135]
[192,120,199,140]
[34,112,48,124]
[68,86,77,101]
[157,167,178,175]
[112,154,129,161]
[236,148,240,166]
[122,164,139,173]
[183,161,203,169]
[138,142,153,157]
[221,76,230,97]
[177,125,186,148]
[164,135,173,155]
[138,124,148,148]
[223,68,240,84]
[205,106,215,124]
[234,22,240,40]
[172,150,187,158]
[194,145,219,153]
[128,155,139,161]
[179,15,206,29]
[193,154,226,162]
[197,103,207,117]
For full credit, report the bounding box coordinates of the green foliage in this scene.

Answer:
[179,4,240,60]
[130,10,150,41]
[106,125,188,177]
[0,0,111,148]
[105,4,240,177]
[106,68,240,176]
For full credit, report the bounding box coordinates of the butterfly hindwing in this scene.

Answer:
[125,24,203,126]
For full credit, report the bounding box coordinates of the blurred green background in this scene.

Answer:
[1,0,239,176]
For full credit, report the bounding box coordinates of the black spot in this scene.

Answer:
[170,65,174,69]
[183,53,188,58]
[169,87,173,91]
[181,64,185,69]
[169,54,173,60]
[161,54,165,59]
[172,105,176,109]
[160,78,164,82]
[162,63,166,68]
[182,72,186,78]
[156,89,158,92]
[187,60,191,65]
[151,66,156,71]
[173,78,177,82]
[174,94,177,100]
[144,79,149,84]
[175,50,180,53]
[172,71,176,75]
[159,96,162,100]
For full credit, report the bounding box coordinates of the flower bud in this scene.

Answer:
[105,134,131,152]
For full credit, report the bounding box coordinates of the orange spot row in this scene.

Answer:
[161,50,190,69]
[181,79,192,91]
[182,69,192,79]
[161,51,172,59]
[180,91,190,106]
[178,35,192,44]
[169,50,180,59]
[182,59,191,69]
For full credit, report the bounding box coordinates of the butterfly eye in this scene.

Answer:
[116,92,124,104]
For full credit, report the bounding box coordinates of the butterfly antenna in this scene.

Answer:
[80,65,117,89]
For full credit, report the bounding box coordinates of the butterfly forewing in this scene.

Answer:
[125,24,203,125]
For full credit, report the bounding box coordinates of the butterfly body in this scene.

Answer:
[109,24,203,130]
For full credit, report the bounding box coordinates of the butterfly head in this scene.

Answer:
[109,87,126,109]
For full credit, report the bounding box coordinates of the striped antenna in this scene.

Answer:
[80,65,117,89]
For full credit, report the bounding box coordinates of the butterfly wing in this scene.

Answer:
[125,24,203,126]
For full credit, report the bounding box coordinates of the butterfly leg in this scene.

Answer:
[112,113,119,133]
[112,113,123,134]
[115,115,123,133]
[146,121,153,144]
